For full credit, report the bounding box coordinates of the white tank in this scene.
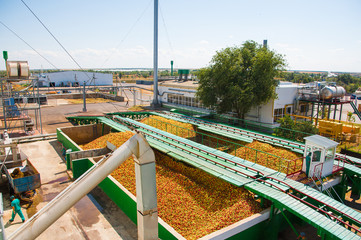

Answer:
[320,86,346,99]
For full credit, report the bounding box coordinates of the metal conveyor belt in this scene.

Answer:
[115,116,361,240]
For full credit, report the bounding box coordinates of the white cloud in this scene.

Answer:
[200,40,209,45]
[274,43,301,53]
[329,48,344,53]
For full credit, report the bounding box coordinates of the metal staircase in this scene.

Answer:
[350,101,361,120]
[312,168,344,204]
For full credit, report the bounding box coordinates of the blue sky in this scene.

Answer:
[0,0,360,72]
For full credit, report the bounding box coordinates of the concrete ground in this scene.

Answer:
[1,139,137,240]
[1,93,153,239]
[2,90,361,240]
[36,100,131,134]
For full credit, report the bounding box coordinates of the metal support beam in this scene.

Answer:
[1,80,7,130]
[37,78,43,134]
[333,104,337,120]
[339,104,343,121]
[279,208,299,237]
[327,104,331,119]
[82,81,87,112]
[316,103,320,126]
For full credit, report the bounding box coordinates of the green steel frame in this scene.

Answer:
[60,114,361,240]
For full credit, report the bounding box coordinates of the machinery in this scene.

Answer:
[8,133,158,240]
[320,86,346,100]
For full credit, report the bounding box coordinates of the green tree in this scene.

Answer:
[196,40,286,118]
[274,115,318,141]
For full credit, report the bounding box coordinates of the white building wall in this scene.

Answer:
[158,81,299,125]
[274,83,299,110]
[38,71,113,87]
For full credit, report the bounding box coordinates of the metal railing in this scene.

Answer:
[312,166,344,204]
[204,114,315,142]
[144,116,303,175]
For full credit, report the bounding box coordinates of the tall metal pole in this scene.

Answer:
[2,51,8,130]
[83,81,87,112]
[1,80,7,130]
[152,0,159,106]
[37,78,43,134]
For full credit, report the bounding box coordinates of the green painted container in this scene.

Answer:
[57,123,302,240]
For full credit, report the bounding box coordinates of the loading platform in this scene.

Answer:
[66,115,361,239]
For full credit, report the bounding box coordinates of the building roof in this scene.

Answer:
[304,135,339,149]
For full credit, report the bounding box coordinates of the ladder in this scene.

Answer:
[312,168,344,204]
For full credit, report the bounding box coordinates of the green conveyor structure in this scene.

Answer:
[114,116,361,240]
[153,111,361,178]
[66,116,130,132]
[65,115,361,239]
[152,111,305,154]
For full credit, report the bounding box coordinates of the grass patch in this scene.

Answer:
[67,98,116,104]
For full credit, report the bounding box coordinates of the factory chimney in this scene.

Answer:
[263,39,268,48]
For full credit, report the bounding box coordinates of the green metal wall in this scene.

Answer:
[58,126,307,240]
[71,158,178,240]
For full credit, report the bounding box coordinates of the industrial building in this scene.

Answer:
[158,80,354,127]
[38,71,113,87]
[158,80,300,125]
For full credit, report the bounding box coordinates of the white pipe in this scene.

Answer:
[8,133,158,240]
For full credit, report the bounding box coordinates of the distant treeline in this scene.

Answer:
[280,71,361,93]
[2,69,360,94]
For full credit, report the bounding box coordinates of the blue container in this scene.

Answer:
[4,98,15,106]
[7,161,41,193]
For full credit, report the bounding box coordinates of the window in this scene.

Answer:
[167,93,204,109]
[286,106,292,114]
[274,108,284,122]
[325,148,335,161]
[312,147,322,162]
[300,104,308,113]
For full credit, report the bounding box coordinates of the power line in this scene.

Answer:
[20,0,91,80]
[159,1,176,63]
[0,20,59,70]
[100,0,153,68]
[19,0,132,112]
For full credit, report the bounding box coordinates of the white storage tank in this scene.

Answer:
[320,86,346,99]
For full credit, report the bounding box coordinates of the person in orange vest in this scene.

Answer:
[9,195,25,223]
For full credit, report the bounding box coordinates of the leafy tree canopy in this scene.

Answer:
[274,115,318,142]
[196,40,286,118]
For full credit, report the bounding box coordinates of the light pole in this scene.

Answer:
[152,0,159,106]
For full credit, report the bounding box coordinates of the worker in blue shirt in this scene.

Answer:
[9,195,25,223]
[305,152,312,176]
